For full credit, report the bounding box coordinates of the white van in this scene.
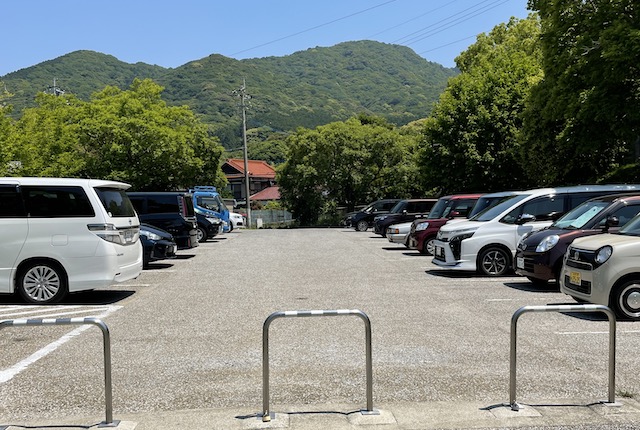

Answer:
[0,177,143,303]
[432,185,640,276]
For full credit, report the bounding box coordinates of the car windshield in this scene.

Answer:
[468,195,515,219]
[552,200,609,230]
[426,198,450,219]
[469,194,530,222]
[618,213,640,236]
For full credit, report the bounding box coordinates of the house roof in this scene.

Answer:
[251,186,280,201]
[223,158,276,179]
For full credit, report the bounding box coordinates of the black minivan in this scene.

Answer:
[127,192,199,249]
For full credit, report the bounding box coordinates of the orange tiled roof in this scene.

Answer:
[224,158,276,179]
[250,186,280,201]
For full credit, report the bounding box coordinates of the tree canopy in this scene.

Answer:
[521,0,640,184]
[418,15,543,194]
[1,79,226,190]
[278,115,422,225]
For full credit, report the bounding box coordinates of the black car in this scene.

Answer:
[196,212,223,242]
[373,199,438,236]
[140,223,178,268]
[348,199,402,231]
[127,192,199,249]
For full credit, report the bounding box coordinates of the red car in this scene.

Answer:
[408,194,482,255]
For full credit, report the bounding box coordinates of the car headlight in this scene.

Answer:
[536,235,559,253]
[415,222,429,232]
[140,230,162,241]
[595,245,613,265]
[450,231,475,243]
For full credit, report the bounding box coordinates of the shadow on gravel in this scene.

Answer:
[174,253,196,260]
[0,290,136,306]
[503,281,560,293]
[426,270,516,279]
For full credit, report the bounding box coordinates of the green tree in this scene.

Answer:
[418,15,543,194]
[76,79,226,190]
[522,0,640,184]
[278,115,419,225]
[7,93,86,177]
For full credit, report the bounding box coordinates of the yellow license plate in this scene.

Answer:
[569,271,582,285]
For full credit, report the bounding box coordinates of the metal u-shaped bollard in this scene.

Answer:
[261,309,376,422]
[509,304,617,411]
[0,317,119,427]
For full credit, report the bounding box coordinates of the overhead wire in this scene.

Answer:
[229,0,398,57]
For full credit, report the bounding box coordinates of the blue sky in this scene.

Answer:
[1,0,530,76]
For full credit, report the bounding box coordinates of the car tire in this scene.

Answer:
[355,220,368,232]
[478,247,510,277]
[612,280,640,321]
[17,261,68,304]
[197,226,208,242]
[421,237,436,256]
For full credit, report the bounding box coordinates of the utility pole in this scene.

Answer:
[233,79,252,228]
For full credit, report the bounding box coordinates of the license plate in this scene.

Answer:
[516,257,524,269]
[569,271,582,285]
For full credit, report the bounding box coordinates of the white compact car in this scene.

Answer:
[560,213,640,320]
[386,221,413,247]
[0,177,143,304]
[229,212,246,229]
[432,185,640,276]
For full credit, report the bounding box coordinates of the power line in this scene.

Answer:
[366,0,461,39]
[230,0,397,57]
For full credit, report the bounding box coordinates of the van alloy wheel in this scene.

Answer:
[479,247,510,276]
[18,262,67,304]
[613,280,640,321]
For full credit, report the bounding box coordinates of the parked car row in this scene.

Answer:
[0,177,243,305]
[368,185,640,320]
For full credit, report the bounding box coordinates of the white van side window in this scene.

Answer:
[0,185,25,217]
[23,186,94,217]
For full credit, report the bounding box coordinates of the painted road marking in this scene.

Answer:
[0,305,122,383]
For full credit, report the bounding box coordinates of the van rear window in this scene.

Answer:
[23,186,95,217]
[95,187,136,217]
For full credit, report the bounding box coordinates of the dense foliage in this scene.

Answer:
[1,79,226,190]
[278,115,422,225]
[1,42,457,150]
[418,15,543,194]
[521,0,640,185]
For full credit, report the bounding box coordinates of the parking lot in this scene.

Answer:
[2,228,640,429]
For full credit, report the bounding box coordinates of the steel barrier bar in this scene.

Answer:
[0,317,119,427]
[262,309,375,422]
[509,304,616,411]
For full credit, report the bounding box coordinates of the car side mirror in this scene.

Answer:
[603,215,619,232]
[448,210,460,219]
[516,213,536,225]
[402,209,408,215]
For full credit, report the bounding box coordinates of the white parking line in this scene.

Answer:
[0,305,121,383]
[557,330,640,335]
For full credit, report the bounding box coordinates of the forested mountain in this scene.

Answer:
[1,41,457,148]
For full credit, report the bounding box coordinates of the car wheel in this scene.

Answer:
[478,247,510,276]
[17,261,67,304]
[421,237,435,256]
[612,280,640,320]
[355,220,368,232]
[197,226,207,242]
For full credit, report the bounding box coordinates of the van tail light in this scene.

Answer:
[88,224,139,245]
